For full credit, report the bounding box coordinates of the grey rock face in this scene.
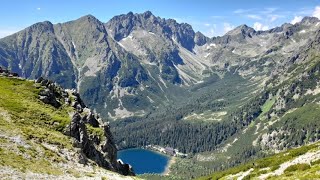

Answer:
[65,111,134,175]
[0,21,76,88]
[36,77,134,176]
[37,78,62,108]
[194,31,208,46]
[105,11,196,50]
[300,16,320,25]
[82,111,100,127]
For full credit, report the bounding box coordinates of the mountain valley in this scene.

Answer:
[1,10,320,179]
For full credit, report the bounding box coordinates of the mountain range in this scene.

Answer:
[1,11,318,119]
[1,11,320,179]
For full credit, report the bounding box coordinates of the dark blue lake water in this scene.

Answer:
[117,148,170,174]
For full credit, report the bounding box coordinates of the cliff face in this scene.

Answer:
[36,76,135,176]
[0,70,134,179]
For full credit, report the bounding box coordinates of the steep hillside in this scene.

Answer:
[111,17,320,153]
[131,24,320,179]
[137,59,320,179]
[0,73,135,179]
[199,142,320,179]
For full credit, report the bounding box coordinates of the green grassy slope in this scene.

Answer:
[198,142,320,180]
[0,77,73,175]
[0,76,137,179]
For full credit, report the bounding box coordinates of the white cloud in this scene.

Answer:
[233,7,282,24]
[205,28,216,37]
[247,14,262,20]
[253,22,269,31]
[223,23,235,33]
[290,16,303,24]
[298,8,313,16]
[312,6,320,19]
[269,15,282,22]
[210,15,224,19]
[203,24,218,37]
[261,7,277,14]
[289,6,320,25]
[233,9,247,14]
[204,23,211,27]
[172,17,183,22]
[0,30,19,38]
[37,7,41,10]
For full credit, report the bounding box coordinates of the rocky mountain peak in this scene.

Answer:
[105,12,138,41]
[226,24,255,36]
[78,14,99,22]
[194,31,209,46]
[72,14,106,30]
[141,10,154,19]
[300,16,320,25]
[126,11,134,16]
[267,23,294,34]
[24,21,54,34]
[105,11,196,50]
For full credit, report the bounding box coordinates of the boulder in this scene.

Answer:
[35,77,44,83]
[86,112,99,127]
[38,88,61,108]
[41,79,49,86]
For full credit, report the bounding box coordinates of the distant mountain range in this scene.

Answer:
[1,11,319,120]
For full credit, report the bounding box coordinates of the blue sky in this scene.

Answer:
[1,0,320,38]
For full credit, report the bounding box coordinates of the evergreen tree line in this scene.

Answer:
[111,92,269,153]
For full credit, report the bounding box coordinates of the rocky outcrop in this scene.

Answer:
[35,77,134,176]
[37,77,63,108]
[0,67,19,77]
[66,113,115,170]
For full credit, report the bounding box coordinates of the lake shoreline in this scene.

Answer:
[119,147,171,158]
[162,156,176,175]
